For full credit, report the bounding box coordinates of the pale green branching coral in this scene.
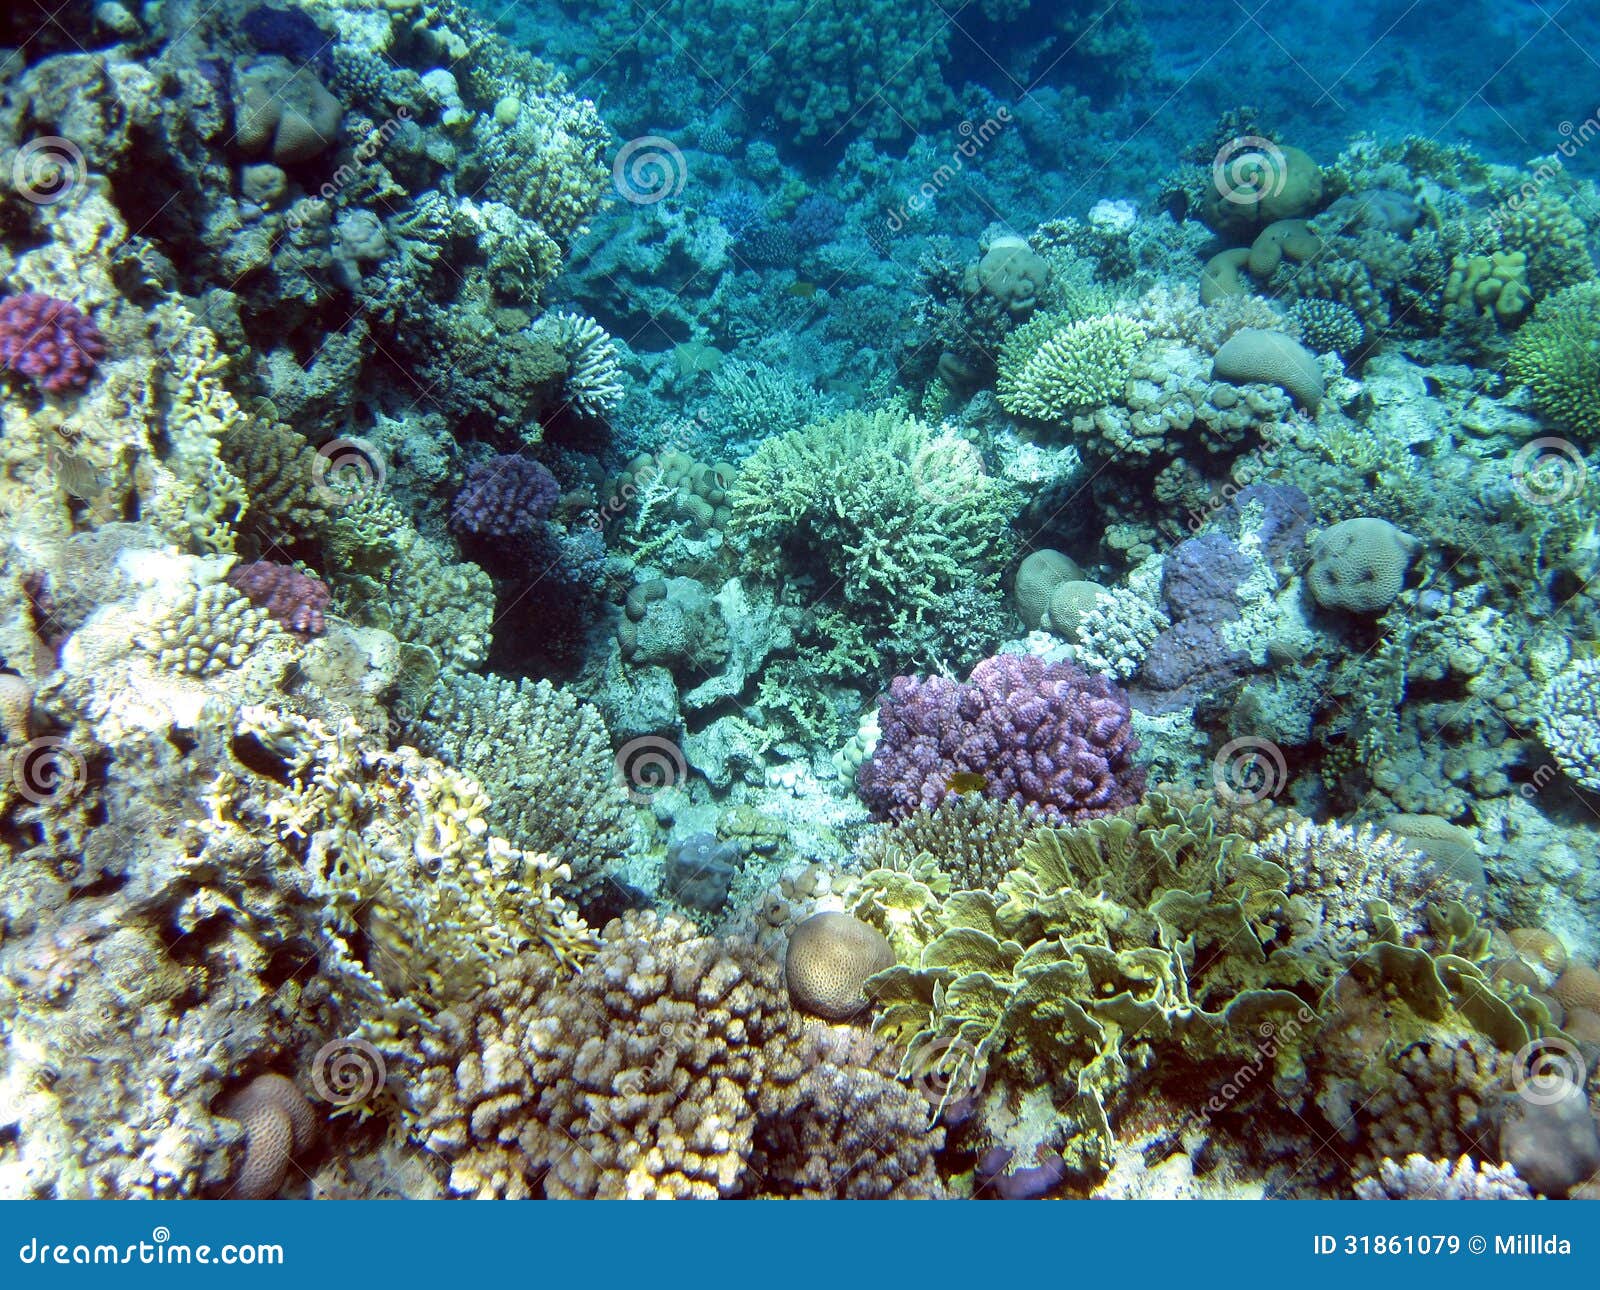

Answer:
[411,672,633,891]
[1507,282,1600,434]
[729,408,1017,671]
[997,313,1146,420]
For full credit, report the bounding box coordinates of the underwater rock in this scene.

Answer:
[664,832,742,912]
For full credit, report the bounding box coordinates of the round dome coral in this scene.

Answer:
[786,911,895,1022]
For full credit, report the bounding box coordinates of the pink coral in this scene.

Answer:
[0,293,104,392]
[225,560,331,637]
[859,653,1144,824]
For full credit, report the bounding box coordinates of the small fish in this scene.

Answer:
[786,281,816,298]
[946,771,987,795]
[48,447,103,500]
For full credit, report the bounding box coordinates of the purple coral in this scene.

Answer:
[450,455,559,536]
[0,293,105,393]
[226,560,331,637]
[859,653,1144,824]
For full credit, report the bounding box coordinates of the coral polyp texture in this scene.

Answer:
[0,293,105,392]
[859,653,1144,824]
[1,0,1599,1211]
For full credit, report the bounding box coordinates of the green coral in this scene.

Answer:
[996,313,1146,420]
[847,791,1536,1183]
[1507,282,1600,435]
[411,671,634,892]
[729,408,1017,673]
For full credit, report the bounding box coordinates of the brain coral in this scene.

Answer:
[218,1074,317,1200]
[1212,328,1324,411]
[1308,518,1419,614]
[407,912,945,1198]
[859,652,1144,824]
[1013,548,1083,630]
[786,912,896,1021]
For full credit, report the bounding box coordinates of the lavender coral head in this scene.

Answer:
[225,560,331,637]
[859,652,1144,824]
[0,293,105,393]
[451,455,559,536]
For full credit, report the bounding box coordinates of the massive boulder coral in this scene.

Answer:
[406,912,944,1198]
[858,652,1144,824]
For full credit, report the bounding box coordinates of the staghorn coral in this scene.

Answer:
[529,311,625,420]
[729,408,1017,672]
[410,671,633,891]
[997,313,1146,420]
[1533,660,1600,791]
[1506,282,1600,436]
[406,911,942,1198]
[217,1074,318,1200]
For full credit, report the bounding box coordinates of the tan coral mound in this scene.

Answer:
[408,912,943,1198]
[786,911,895,1022]
[218,1074,318,1200]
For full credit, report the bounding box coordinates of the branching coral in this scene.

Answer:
[406,911,943,1198]
[1506,282,1600,435]
[729,408,1017,671]
[410,671,633,892]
